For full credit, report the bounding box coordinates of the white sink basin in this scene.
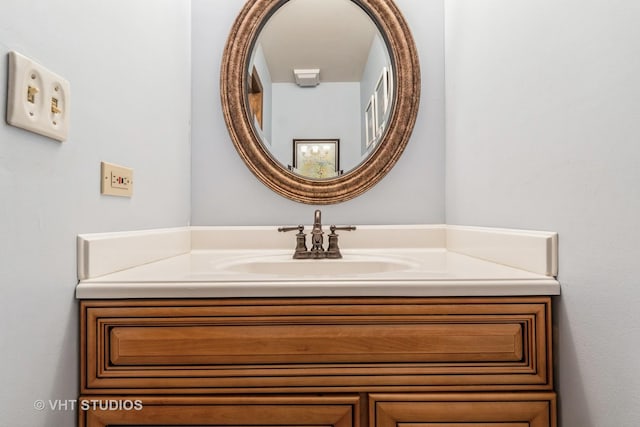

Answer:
[220,256,415,276]
[75,225,560,299]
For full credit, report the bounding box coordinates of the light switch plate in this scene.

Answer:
[6,51,70,142]
[101,162,133,197]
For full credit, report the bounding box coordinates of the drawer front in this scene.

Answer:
[109,322,523,365]
[81,297,552,394]
[370,393,556,427]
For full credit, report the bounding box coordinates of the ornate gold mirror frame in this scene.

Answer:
[221,0,420,204]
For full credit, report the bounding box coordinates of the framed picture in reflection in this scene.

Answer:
[374,67,390,138]
[292,139,340,179]
[365,95,377,148]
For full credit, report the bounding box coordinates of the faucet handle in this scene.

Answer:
[278,225,310,259]
[278,225,304,233]
[326,225,356,259]
[330,225,356,233]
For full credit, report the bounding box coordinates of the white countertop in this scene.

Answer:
[76,225,560,299]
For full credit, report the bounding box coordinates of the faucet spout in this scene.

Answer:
[313,209,322,229]
[310,209,324,255]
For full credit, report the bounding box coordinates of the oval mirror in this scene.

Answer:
[221,0,420,204]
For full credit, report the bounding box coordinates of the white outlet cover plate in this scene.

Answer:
[101,161,133,197]
[6,51,70,142]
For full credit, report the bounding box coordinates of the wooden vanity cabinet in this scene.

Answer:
[79,297,556,426]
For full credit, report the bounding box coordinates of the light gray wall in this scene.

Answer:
[0,0,191,425]
[271,82,361,171]
[191,0,446,226]
[445,0,640,425]
[8,1,635,426]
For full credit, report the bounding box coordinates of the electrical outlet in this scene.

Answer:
[101,162,133,197]
[6,51,70,142]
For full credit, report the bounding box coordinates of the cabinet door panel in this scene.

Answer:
[79,395,358,427]
[401,424,528,427]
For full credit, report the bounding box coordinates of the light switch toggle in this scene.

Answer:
[27,86,39,103]
[51,97,62,114]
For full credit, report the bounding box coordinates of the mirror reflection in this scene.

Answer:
[248,0,394,179]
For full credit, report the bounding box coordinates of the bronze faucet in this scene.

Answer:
[279,210,355,259]
[310,209,325,257]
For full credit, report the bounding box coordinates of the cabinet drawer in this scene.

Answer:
[370,393,556,427]
[81,297,552,394]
